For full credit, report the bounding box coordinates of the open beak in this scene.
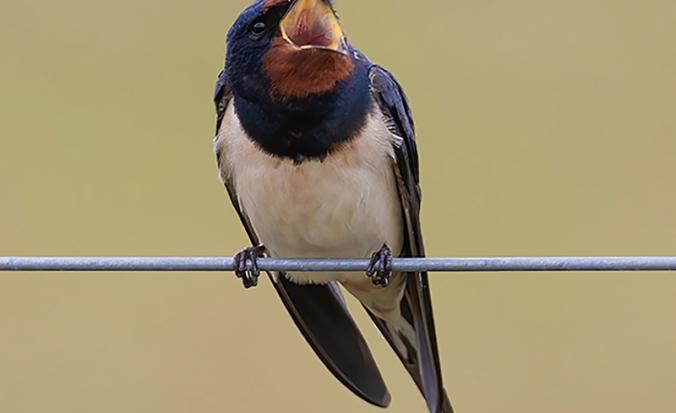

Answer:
[280,0,348,55]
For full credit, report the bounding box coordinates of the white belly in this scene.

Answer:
[216,104,403,285]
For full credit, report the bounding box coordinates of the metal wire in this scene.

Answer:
[2,256,676,272]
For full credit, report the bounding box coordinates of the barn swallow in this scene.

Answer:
[214,1,453,412]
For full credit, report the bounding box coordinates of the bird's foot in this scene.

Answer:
[367,244,393,287]
[233,245,266,289]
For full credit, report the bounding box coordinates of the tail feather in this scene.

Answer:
[366,272,453,413]
[441,390,455,413]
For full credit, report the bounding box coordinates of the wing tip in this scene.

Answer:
[273,275,391,408]
[351,384,391,409]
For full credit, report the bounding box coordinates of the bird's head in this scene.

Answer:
[225,0,355,104]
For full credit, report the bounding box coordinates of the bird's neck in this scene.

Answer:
[233,64,372,163]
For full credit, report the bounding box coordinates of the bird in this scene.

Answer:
[213,1,453,412]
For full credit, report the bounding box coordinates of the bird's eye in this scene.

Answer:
[249,21,267,38]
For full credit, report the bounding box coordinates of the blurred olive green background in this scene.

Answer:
[1,0,675,412]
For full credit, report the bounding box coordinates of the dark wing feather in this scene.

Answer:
[213,70,390,407]
[369,65,454,413]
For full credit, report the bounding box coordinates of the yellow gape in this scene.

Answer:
[280,0,347,53]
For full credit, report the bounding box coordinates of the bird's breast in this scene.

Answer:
[216,104,404,284]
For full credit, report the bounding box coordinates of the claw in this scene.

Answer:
[366,244,393,287]
[233,245,266,289]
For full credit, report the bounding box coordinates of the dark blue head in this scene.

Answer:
[224,0,372,162]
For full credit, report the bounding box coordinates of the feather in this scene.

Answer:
[368,63,454,413]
